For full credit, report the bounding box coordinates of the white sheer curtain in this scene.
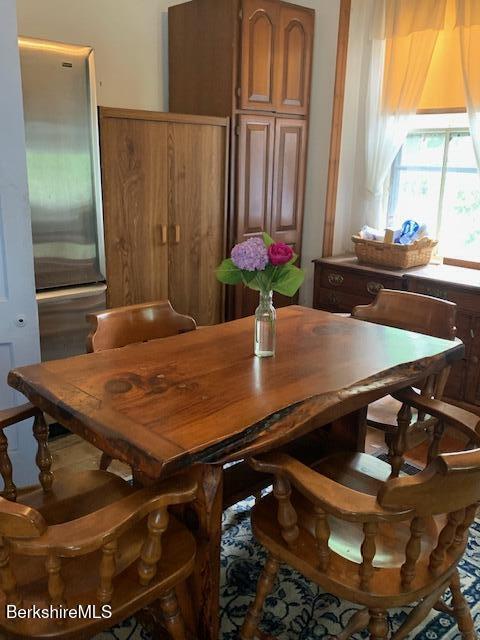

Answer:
[457,0,480,171]
[362,0,446,228]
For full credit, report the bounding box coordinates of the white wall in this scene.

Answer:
[16,0,341,307]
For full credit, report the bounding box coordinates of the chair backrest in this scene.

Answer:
[86,300,197,352]
[352,289,457,340]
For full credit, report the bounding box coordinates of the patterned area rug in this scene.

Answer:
[97,470,480,639]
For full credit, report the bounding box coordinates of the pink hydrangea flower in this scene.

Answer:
[231,237,269,271]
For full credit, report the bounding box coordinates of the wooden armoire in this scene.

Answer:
[99,108,229,326]
[169,0,315,318]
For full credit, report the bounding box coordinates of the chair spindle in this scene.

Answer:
[429,510,464,576]
[360,522,377,590]
[0,537,21,606]
[314,505,330,571]
[427,419,445,465]
[273,474,299,548]
[98,539,117,604]
[0,431,16,502]
[390,403,412,478]
[401,516,425,590]
[33,413,53,492]
[138,507,169,586]
[451,502,479,551]
[46,553,66,607]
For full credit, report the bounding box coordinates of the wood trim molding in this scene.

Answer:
[99,107,229,128]
[322,0,351,258]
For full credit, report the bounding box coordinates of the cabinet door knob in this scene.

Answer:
[327,273,344,287]
[367,281,384,296]
[160,225,167,245]
[174,224,181,244]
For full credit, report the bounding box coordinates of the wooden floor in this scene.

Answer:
[50,432,132,479]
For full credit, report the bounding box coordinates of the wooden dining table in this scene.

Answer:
[8,306,463,640]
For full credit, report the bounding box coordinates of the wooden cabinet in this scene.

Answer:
[168,0,315,318]
[99,108,228,326]
[313,256,480,414]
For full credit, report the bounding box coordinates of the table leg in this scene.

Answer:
[186,463,223,640]
[327,407,367,453]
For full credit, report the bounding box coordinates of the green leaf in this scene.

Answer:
[215,259,242,285]
[286,252,298,266]
[272,265,305,297]
[262,232,274,247]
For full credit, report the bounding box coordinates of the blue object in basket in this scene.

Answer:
[397,220,420,245]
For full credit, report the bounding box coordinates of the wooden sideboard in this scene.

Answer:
[313,256,480,413]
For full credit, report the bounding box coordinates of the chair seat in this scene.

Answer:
[19,469,134,525]
[1,471,196,639]
[252,453,459,608]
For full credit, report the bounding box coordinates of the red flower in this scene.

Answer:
[268,242,294,266]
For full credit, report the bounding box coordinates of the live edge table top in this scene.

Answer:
[8,306,464,479]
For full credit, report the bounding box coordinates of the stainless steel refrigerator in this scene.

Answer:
[19,37,106,361]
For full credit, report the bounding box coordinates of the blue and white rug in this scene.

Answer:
[97,492,480,639]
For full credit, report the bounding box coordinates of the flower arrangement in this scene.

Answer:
[216,233,305,296]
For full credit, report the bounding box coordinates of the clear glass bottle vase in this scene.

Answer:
[254,290,276,357]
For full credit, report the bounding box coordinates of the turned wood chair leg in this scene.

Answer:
[450,570,475,640]
[158,589,187,640]
[99,453,112,471]
[368,609,389,640]
[336,607,369,640]
[240,554,280,640]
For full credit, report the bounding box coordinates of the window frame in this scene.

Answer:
[387,125,480,267]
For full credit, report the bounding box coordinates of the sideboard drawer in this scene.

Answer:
[320,267,402,298]
[408,279,480,315]
[313,287,371,313]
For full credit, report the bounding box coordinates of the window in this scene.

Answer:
[387,113,480,263]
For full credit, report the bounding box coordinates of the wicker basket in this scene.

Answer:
[351,236,438,269]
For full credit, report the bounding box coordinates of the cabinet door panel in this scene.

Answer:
[167,123,226,326]
[271,118,306,249]
[275,5,314,115]
[100,118,169,308]
[236,114,275,239]
[241,0,279,111]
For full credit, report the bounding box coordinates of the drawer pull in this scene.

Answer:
[367,281,384,296]
[328,273,344,287]
[327,292,339,306]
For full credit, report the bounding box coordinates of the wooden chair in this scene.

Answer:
[86,300,197,472]
[86,299,197,353]
[240,395,480,640]
[351,289,458,476]
[0,402,196,639]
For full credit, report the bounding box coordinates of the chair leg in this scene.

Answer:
[336,607,369,640]
[240,554,280,640]
[450,569,475,640]
[99,453,112,471]
[368,609,389,640]
[158,589,187,640]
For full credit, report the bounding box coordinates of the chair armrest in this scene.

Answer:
[392,387,480,444]
[250,453,411,523]
[0,403,40,430]
[12,475,197,556]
